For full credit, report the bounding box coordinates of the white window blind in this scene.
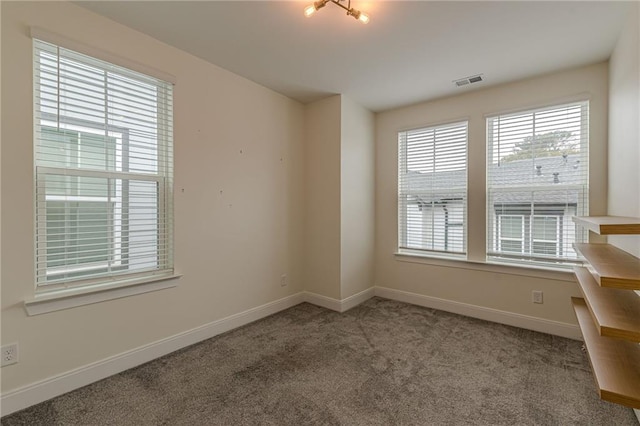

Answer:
[34,39,174,289]
[398,121,468,256]
[487,101,589,267]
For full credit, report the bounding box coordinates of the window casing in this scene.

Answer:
[34,39,174,291]
[398,121,468,257]
[487,101,588,267]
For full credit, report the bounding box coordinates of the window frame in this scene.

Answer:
[37,120,125,279]
[397,120,468,258]
[486,101,589,268]
[33,38,175,294]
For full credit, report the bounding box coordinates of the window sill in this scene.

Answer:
[394,251,576,282]
[24,273,182,316]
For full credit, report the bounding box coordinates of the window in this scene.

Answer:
[497,215,525,254]
[34,39,174,290]
[487,101,588,267]
[398,121,468,257]
[531,215,560,256]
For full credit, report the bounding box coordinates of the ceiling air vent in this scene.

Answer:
[453,74,484,87]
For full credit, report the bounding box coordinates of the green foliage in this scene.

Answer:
[501,131,577,162]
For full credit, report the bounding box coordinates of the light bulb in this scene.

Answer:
[358,12,370,24]
[304,4,317,17]
[349,9,370,24]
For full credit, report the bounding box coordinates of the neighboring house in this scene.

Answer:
[488,153,586,260]
[403,153,586,260]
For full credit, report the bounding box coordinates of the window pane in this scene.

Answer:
[126,179,160,270]
[45,174,112,198]
[39,127,117,171]
[487,101,588,266]
[500,240,523,253]
[39,128,78,168]
[78,132,116,171]
[532,241,557,256]
[533,216,557,241]
[34,39,173,288]
[46,201,111,269]
[399,122,468,256]
[500,216,523,239]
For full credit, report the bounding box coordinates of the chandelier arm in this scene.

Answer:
[330,0,351,14]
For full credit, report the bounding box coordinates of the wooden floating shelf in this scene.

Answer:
[573,216,640,235]
[574,243,640,290]
[574,266,640,342]
[572,297,640,409]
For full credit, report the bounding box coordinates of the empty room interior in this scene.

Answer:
[1,0,639,424]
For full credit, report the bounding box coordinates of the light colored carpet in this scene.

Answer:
[2,297,637,425]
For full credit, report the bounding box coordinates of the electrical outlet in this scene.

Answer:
[280,274,288,287]
[1,343,18,367]
[532,291,543,304]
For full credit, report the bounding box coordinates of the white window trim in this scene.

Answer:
[24,273,182,316]
[394,252,577,282]
[33,37,174,297]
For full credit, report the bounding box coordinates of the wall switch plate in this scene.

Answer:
[280,274,288,287]
[1,343,18,367]
[532,291,543,304]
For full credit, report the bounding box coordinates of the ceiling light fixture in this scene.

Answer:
[304,0,370,24]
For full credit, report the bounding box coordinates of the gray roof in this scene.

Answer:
[489,154,584,187]
[403,154,585,205]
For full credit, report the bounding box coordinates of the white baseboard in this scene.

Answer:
[374,286,582,340]
[302,291,342,312]
[634,408,640,423]
[0,292,305,417]
[303,287,375,313]
[340,287,376,312]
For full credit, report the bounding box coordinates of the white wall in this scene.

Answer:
[303,95,376,301]
[1,1,305,395]
[607,15,640,422]
[340,96,375,299]
[303,95,342,299]
[375,63,609,326]
[608,2,640,258]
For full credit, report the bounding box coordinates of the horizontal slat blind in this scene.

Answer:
[34,39,174,289]
[486,101,589,266]
[398,121,468,256]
